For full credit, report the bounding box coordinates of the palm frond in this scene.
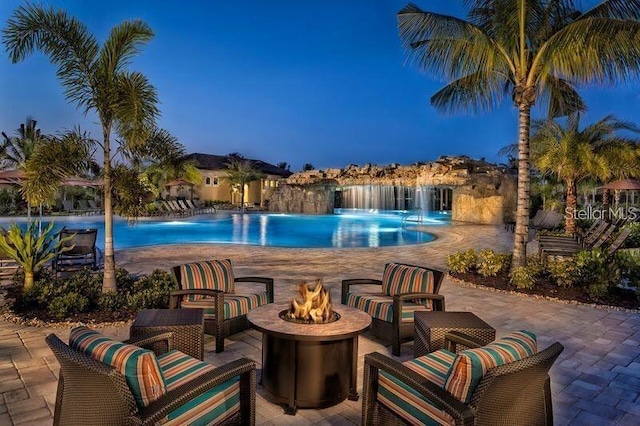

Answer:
[535,18,640,85]
[2,4,99,111]
[397,4,513,80]
[580,0,640,20]
[98,20,153,77]
[430,70,509,114]
[536,74,586,118]
[113,71,159,148]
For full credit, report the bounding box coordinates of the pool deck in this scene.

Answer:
[1,222,639,425]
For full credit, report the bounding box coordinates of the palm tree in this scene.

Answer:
[532,114,640,234]
[0,117,46,170]
[125,128,202,195]
[4,4,159,291]
[224,158,264,211]
[302,163,314,171]
[397,1,640,267]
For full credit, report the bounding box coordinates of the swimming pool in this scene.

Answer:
[1,210,449,249]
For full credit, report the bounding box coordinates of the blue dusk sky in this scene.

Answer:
[1,0,639,171]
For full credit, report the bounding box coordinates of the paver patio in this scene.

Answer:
[0,222,639,425]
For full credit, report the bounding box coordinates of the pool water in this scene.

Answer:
[2,210,449,249]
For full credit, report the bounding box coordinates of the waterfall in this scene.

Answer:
[341,185,421,210]
[414,185,433,214]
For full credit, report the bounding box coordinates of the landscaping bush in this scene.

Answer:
[574,249,620,292]
[546,258,577,287]
[525,254,545,278]
[623,223,640,249]
[12,268,177,321]
[447,249,478,274]
[509,266,536,289]
[476,249,511,277]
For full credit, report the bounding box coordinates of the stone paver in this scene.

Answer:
[0,222,638,425]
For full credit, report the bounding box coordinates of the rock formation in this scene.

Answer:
[269,156,516,225]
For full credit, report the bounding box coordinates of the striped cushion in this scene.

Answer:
[382,263,435,308]
[346,293,429,323]
[378,349,457,425]
[445,330,537,403]
[180,260,235,301]
[158,350,240,425]
[69,326,166,408]
[181,292,269,320]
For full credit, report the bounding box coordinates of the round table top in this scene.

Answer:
[247,302,371,341]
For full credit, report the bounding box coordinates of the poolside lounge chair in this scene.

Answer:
[0,233,19,282]
[362,330,563,426]
[170,259,274,353]
[53,227,99,274]
[342,262,445,356]
[541,226,630,261]
[46,327,256,425]
[177,200,195,215]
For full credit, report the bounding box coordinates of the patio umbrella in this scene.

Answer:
[600,179,640,209]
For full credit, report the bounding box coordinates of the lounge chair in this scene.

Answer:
[541,226,630,260]
[169,259,274,353]
[87,199,103,214]
[177,200,194,215]
[342,262,446,356]
[46,327,256,425]
[362,330,563,426]
[53,227,99,274]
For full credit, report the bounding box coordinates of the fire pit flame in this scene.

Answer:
[285,280,338,324]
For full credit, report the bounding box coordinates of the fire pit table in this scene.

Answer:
[247,302,371,415]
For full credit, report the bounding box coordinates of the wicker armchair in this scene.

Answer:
[170,259,274,353]
[46,331,256,426]
[362,331,564,426]
[342,262,445,356]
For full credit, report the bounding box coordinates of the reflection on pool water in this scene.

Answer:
[1,209,450,249]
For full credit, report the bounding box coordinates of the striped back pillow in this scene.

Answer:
[69,326,166,408]
[382,263,435,297]
[445,330,537,403]
[180,259,235,301]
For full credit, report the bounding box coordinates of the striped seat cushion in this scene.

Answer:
[181,292,270,320]
[180,260,235,301]
[158,350,240,425]
[346,293,429,323]
[378,349,457,425]
[382,263,435,309]
[445,330,538,403]
[69,326,166,408]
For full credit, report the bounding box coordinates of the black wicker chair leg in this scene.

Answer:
[362,361,378,426]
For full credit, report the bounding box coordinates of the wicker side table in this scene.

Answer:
[414,311,495,357]
[130,309,205,360]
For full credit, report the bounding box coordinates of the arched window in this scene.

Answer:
[205,177,211,186]
[213,177,219,186]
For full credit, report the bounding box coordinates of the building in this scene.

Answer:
[172,153,292,207]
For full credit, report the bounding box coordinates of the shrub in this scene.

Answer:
[510,266,536,289]
[476,249,511,277]
[546,259,577,287]
[574,249,620,290]
[447,249,478,274]
[48,292,89,319]
[616,250,640,287]
[525,254,545,278]
[623,223,640,249]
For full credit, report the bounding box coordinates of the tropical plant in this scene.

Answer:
[223,158,264,211]
[532,114,640,234]
[397,1,640,268]
[509,266,536,289]
[302,163,314,171]
[0,222,71,290]
[20,128,94,207]
[129,128,202,195]
[0,117,46,170]
[4,4,160,292]
[111,164,157,220]
[475,249,511,277]
[447,249,478,274]
[276,162,291,171]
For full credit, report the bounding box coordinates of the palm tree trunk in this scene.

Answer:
[602,188,611,221]
[240,183,245,213]
[102,126,116,292]
[512,104,531,269]
[565,179,577,235]
[24,270,34,291]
